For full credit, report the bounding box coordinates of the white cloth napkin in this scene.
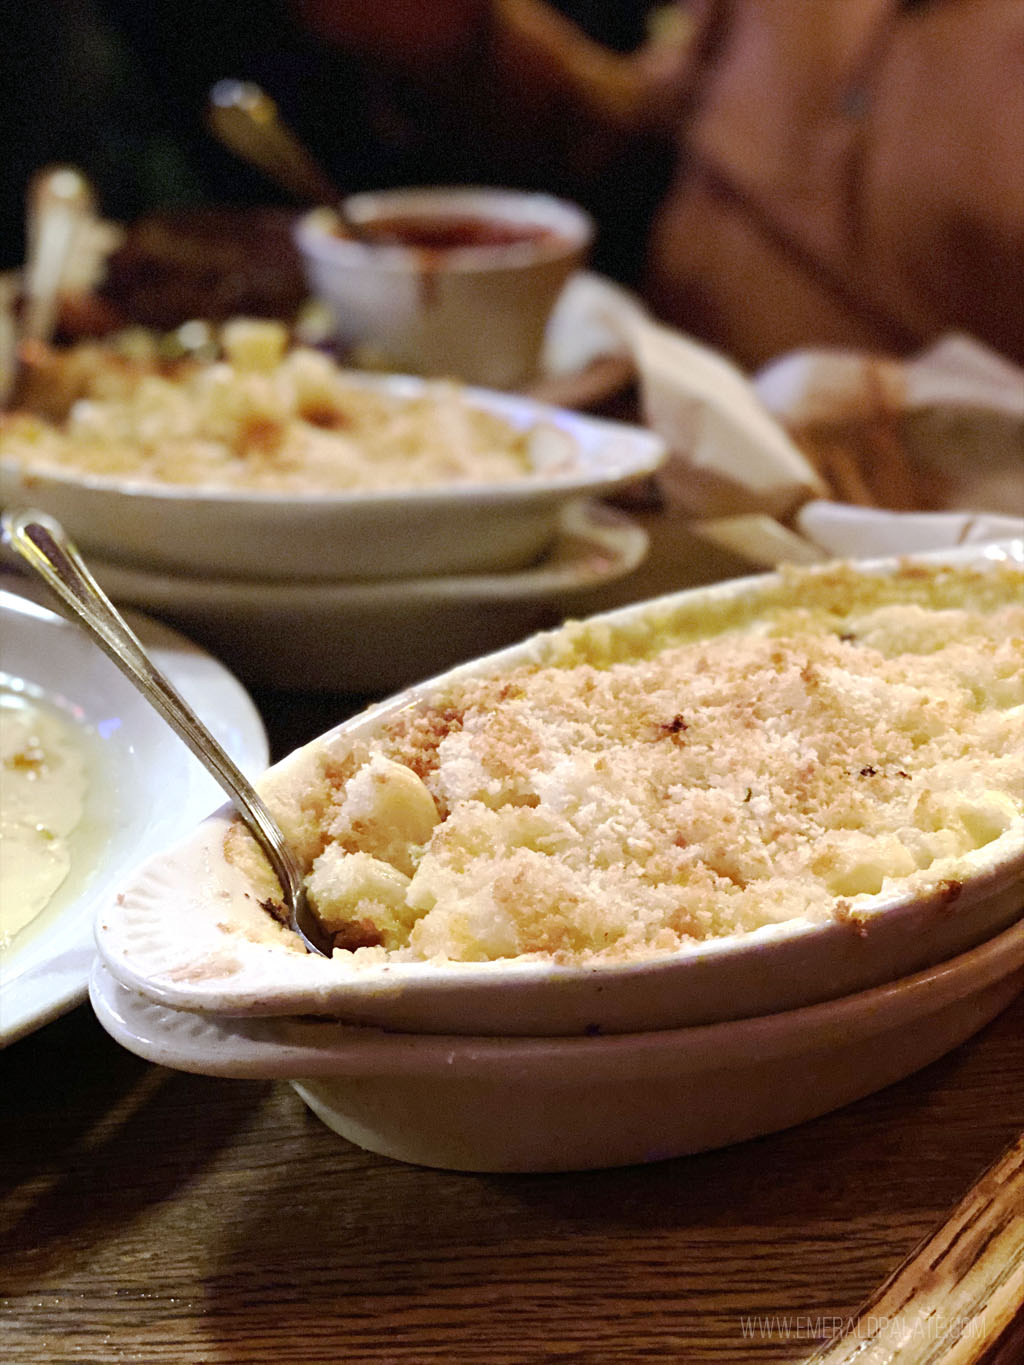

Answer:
[755,332,1024,427]
[546,274,826,518]
[577,276,1023,566]
[750,334,1024,562]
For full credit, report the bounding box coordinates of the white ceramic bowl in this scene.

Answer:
[89,919,1024,1171]
[295,187,594,389]
[0,582,268,1046]
[82,500,649,693]
[93,544,1024,1036]
[0,375,663,581]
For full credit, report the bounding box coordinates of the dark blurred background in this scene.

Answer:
[6,1,1021,368]
[0,0,667,281]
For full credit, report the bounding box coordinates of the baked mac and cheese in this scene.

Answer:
[229,560,1024,964]
[0,319,576,493]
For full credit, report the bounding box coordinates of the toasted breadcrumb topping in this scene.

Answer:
[236,561,1024,964]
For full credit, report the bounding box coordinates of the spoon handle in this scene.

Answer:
[207,80,342,208]
[1,509,305,912]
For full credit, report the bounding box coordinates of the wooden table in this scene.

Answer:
[3,989,1021,1363]
[3,496,1023,1364]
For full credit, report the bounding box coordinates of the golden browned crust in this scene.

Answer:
[269,561,1024,962]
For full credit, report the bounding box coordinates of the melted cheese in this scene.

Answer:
[1,694,89,947]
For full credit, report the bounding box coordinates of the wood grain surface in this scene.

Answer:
[807,1135,1024,1364]
[3,990,1021,1364]
[3,500,1022,1363]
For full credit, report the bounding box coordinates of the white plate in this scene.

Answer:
[88,919,1024,1171]
[92,544,1024,1035]
[0,372,663,582]
[84,500,649,693]
[0,580,268,1046]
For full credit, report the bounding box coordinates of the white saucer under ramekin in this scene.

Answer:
[90,918,1023,1173]
[82,499,649,692]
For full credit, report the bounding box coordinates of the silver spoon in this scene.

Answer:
[1,508,334,958]
[207,79,370,241]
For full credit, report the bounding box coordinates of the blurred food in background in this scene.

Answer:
[97,206,308,332]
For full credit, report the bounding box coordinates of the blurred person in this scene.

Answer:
[293,0,1024,366]
[7,1,1023,369]
[76,0,671,286]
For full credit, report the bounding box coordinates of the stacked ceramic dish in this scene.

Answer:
[0,344,664,693]
[88,543,1024,1171]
